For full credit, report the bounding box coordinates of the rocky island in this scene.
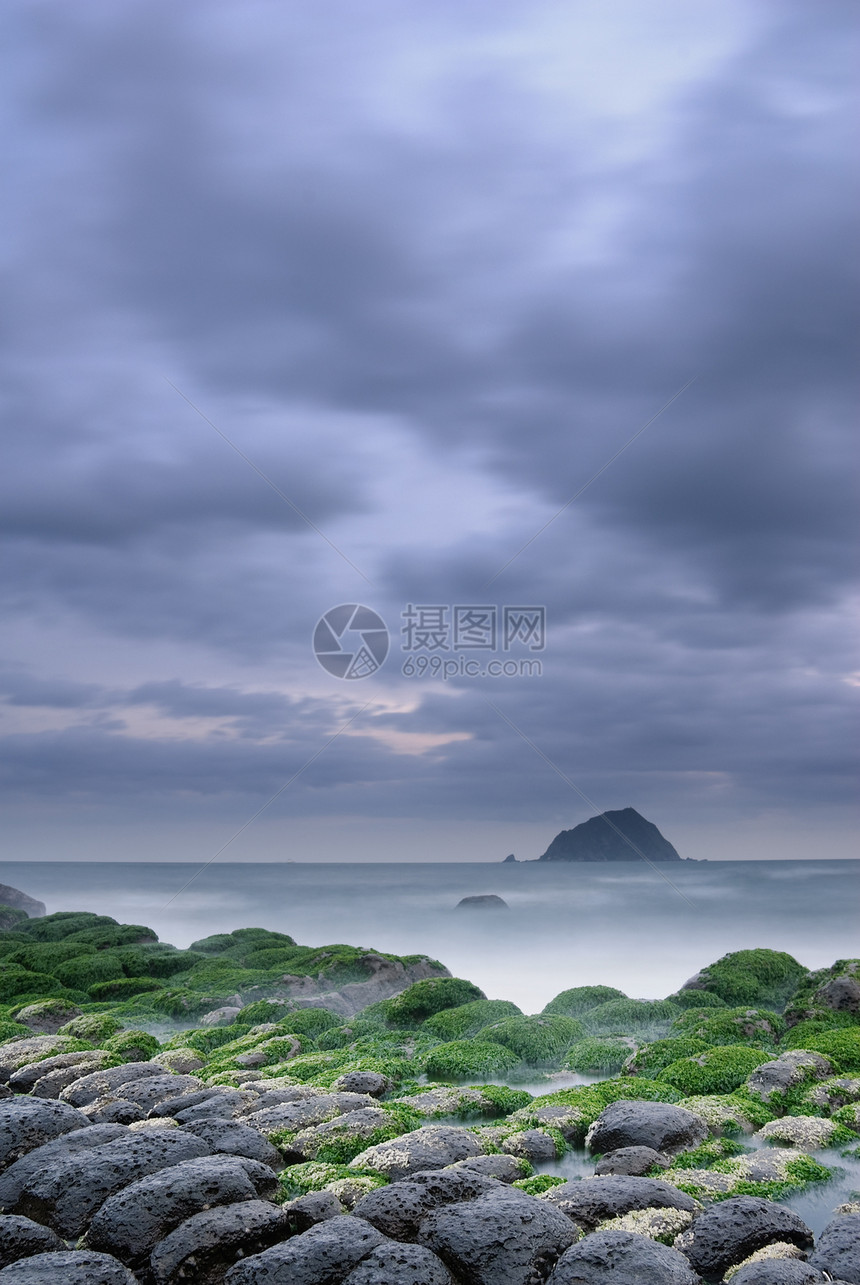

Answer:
[538,807,685,863]
[0,894,857,1282]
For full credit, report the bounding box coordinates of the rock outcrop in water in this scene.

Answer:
[0,885,46,918]
[538,807,682,862]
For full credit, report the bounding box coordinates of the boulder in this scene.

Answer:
[730,1262,842,1284]
[353,1168,501,1241]
[13,1128,211,1238]
[224,1212,386,1284]
[285,1108,394,1163]
[154,1088,249,1120]
[8,1053,111,1096]
[585,1100,707,1156]
[284,1190,345,1233]
[333,1073,390,1098]
[350,1126,485,1180]
[809,1213,860,1283]
[448,1155,529,1184]
[546,1229,701,1283]
[0,1098,87,1169]
[244,1092,374,1135]
[29,1058,114,1100]
[746,1051,832,1101]
[0,1217,63,1269]
[200,1007,243,1027]
[342,1241,456,1284]
[0,887,44,919]
[102,1073,204,1112]
[84,1154,267,1266]
[0,1250,136,1283]
[0,1124,127,1209]
[59,1062,165,1108]
[179,1117,283,1168]
[455,896,509,910]
[540,1175,699,1232]
[673,1196,814,1279]
[499,1128,560,1164]
[418,1187,580,1285]
[816,976,860,1014]
[0,1038,84,1084]
[82,1099,146,1125]
[11,1004,80,1036]
[148,1199,290,1283]
[594,1146,670,1176]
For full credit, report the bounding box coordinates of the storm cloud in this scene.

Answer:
[0,0,856,861]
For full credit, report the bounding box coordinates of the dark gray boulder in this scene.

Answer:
[59,1062,165,1108]
[343,1241,456,1284]
[14,1128,211,1237]
[816,976,860,1014]
[448,1155,528,1184]
[0,1098,87,1169]
[0,888,44,919]
[284,1190,345,1234]
[586,1100,707,1156]
[333,1073,390,1098]
[285,1108,393,1163]
[673,1196,814,1279]
[500,1128,560,1164]
[0,1039,83,1084]
[179,1117,283,1168]
[82,1099,146,1125]
[809,1213,860,1283]
[224,1212,386,1284]
[353,1168,501,1241]
[541,1175,698,1231]
[0,1250,136,1283]
[0,1125,127,1209]
[153,1088,247,1120]
[243,1091,374,1135]
[84,1154,266,1266]
[594,1145,670,1176]
[731,1262,844,1284]
[0,1217,63,1269]
[350,1125,485,1180]
[148,1199,289,1284]
[418,1187,580,1285]
[102,1073,204,1111]
[746,1051,833,1101]
[9,1053,110,1095]
[29,1058,114,1100]
[546,1229,700,1284]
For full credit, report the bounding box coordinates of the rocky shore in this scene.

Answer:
[0,903,857,1282]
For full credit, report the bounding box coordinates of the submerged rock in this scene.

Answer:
[455,896,509,910]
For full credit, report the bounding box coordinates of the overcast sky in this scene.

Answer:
[1,0,856,864]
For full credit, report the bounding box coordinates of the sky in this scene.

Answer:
[0,0,857,864]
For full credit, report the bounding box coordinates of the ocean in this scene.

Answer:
[1,859,857,1012]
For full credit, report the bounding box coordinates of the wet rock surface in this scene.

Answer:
[0,1249,138,1283]
[0,1217,63,1269]
[809,1213,860,1283]
[673,1196,814,1279]
[350,1125,486,1179]
[541,1175,699,1231]
[225,1212,386,1284]
[586,1100,708,1155]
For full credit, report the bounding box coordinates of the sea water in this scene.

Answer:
[1,859,856,1013]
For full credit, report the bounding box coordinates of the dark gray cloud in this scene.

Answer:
[0,0,856,858]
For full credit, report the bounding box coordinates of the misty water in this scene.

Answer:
[1,859,856,1012]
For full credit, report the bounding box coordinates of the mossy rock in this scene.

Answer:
[684,949,806,1011]
[162,1024,252,1055]
[582,998,681,1037]
[564,1037,632,1074]
[672,1007,784,1048]
[424,1039,520,1082]
[255,1050,349,1082]
[385,977,485,1027]
[478,1015,585,1067]
[102,1029,160,1062]
[276,1161,387,1202]
[658,1045,772,1095]
[0,964,71,1004]
[88,976,166,1002]
[12,999,81,1032]
[59,1012,123,1043]
[624,1037,711,1078]
[15,913,123,942]
[782,1028,860,1072]
[189,933,236,955]
[677,1092,775,1133]
[4,942,92,974]
[509,1078,683,1142]
[542,985,627,1019]
[783,958,860,1023]
[54,953,126,991]
[664,989,728,1010]
[0,1019,31,1042]
[0,906,30,933]
[423,999,522,1042]
[113,945,205,978]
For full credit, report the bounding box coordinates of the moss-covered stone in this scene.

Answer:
[672,1007,784,1048]
[384,977,485,1026]
[423,1039,520,1082]
[624,1037,710,1078]
[780,1027,860,1071]
[683,949,806,1011]
[564,1037,632,1074]
[478,1014,584,1067]
[658,1046,771,1095]
[88,976,166,1001]
[423,999,522,1041]
[542,985,627,1018]
[57,1012,123,1043]
[276,1160,387,1204]
[102,1028,161,1062]
[582,998,682,1037]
